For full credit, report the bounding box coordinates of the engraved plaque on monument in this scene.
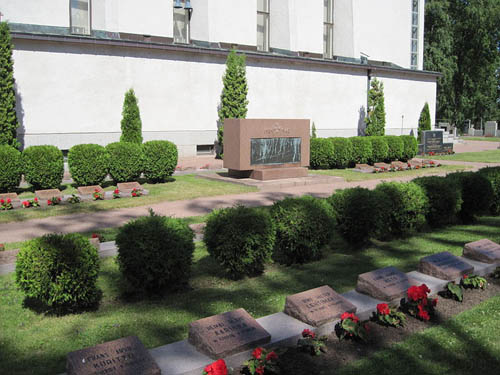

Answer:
[284,285,357,326]
[356,266,417,302]
[422,131,443,154]
[463,239,500,264]
[188,308,271,358]
[66,336,161,375]
[419,251,473,280]
[250,137,301,165]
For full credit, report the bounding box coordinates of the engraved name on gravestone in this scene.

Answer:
[463,239,500,264]
[356,266,416,302]
[35,189,62,199]
[66,336,161,375]
[250,137,301,165]
[188,308,271,359]
[419,251,473,280]
[422,131,443,154]
[284,285,357,327]
[77,185,104,196]
[117,182,142,193]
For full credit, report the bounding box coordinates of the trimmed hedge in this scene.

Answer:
[310,138,334,169]
[0,145,22,192]
[414,176,462,227]
[384,136,404,162]
[15,233,102,313]
[374,181,428,237]
[116,211,194,293]
[328,187,384,244]
[478,167,500,215]
[369,136,389,163]
[401,135,418,161]
[270,196,335,265]
[22,145,64,189]
[204,206,275,279]
[446,172,493,223]
[329,137,353,169]
[349,137,372,165]
[68,144,109,186]
[142,140,178,182]
[106,142,143,183]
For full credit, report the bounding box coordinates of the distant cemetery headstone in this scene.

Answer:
[284,285,357,326]
[463,239,500,264]
[484,121,498,137]
[77,185,104,196]
[391,161,408,169]
[420,130,453,155]
[354,164,375,173]
[66,336,161,375]
[374,162,391,169]
[188,308,271,359]
[117,182,142,193]
[35,189,62,199]
[356,266,416,302]
[0,193,18,200]
[419,251,473,280]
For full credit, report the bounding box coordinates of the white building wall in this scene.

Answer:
[333,0,355,58]
[207,0,255,46]
[0,0,69,27]
[117,0,172,37]
[269,0,291,51]
[290,0,323,54]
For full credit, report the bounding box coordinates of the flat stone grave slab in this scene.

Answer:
[391,161,408,169]
[374,162,391,170]
[117,182,142,193]
[188,308,271,359]
[419,251,473,280]
[77,185,104,196]
[284,285,357,327]
[0,193,18,200]
[408,159,422,167]
[354,164,375,173]
[66,335,161,375]
[463,239,500,264]
[356,266,417,302]
[35,189,62,200]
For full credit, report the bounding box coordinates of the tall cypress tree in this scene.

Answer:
[0,22,20,149]
[365,78,386,136]
[217,50,249,157]
[120,89,143,144]
[418,102,432,141]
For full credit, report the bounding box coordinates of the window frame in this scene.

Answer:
[257,0,270,52]
[69,0,92,35]
[173,1,191,44]
[323,0,334,59]
[410,0,419,69]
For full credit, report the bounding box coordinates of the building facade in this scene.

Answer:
[1,0,437,157]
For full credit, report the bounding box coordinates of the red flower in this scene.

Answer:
[23,201,29,207]
[203,359,227,375]
[94,188,99,192]
[252,347,263,360]
[7,198,11,203]
[132,192,137,197]
[114,189,120,194]
[302,329,315,338]
[0,199,4,204]
[377,303,390,315]
[431,298,438,307]
[58,197,61,201]
[341,312,359,323]
[463,274,468,279]
[417,304,430,321]
[266,351,278,361]
[34,197,38,202]
[91,233,99,239]
[47,200,52,205]
[408,284,430,302]
[256,366,265,375]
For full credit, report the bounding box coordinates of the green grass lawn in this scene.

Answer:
[309,164,469,181]
[422,150,500,163]
[1,216,499,375]
[339,295,500,375]
[462,136,500,142]
[0,175,256,224]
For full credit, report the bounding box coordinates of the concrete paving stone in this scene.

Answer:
[458,256,498,277]
[406,271,449,295]
[341,290,384,320]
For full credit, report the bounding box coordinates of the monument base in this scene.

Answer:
[228,167,308,181]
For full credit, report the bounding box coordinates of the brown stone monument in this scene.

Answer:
[356,266,417,302]
[223,119,310,180]
[463,239,500,264]
[419,251,473,280]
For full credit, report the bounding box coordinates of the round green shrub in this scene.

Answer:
[478,167,500,215]
[204,206,275,279]
[384,136,404,162]
[328,187,384,245]
[446,172,493,223]
[116,211,194,293]
[374,181,428,237]
[310,138,334,169]
[68,144,109,186]
[368,136,389,163]
[22,145,64,189]
[400,135,418,161]
[15,233,102,313]
[349,137,373,165]
[106,142,143,183]
[0,145,22,193]
[329,137,353,169]
[413,176,462,227]
[270,196,335,265]
[142,140,178,182]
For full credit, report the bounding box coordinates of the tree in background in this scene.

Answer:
[425,0,500,129]
[418,102,431,141]
[311,122,317,138]
[120,89,143,144]
[217,50,248,158]
[365,78,386,136]
[0,22,20,149]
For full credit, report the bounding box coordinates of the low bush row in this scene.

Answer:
[310,135,418,169]
[0,140,178,192]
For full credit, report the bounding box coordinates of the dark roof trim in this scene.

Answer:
[11,30,441,79]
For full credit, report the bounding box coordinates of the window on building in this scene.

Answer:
[410,0,419,69]
[173,1,190,44]
[257,0,270,52]
[323,0,334,58]
[70,0,91,35]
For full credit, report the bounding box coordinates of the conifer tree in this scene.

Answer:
[365,78,386,136]
[0,22,20,149]
[311,122,317,138]
[120,89,143,144]
[418,102,431,141]
[217,50,248,157]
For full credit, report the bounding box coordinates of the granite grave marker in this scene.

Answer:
[463,239,500,264]
[35,189,62,199]
[117,182,142,193]
[356,266,417,302]
[419,251,473,280]
[77,185,104,196]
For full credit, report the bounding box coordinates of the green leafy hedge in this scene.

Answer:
[310,138,334,169]
[401,135,418,161]
[478,167,500,216]
[329,137,353,169]
[0,145,22,192]
[369,136,389,163]
[106,142,143,183]
[384,136,404,162]
[22,145,64,189]
[142,140,178,182]
[349,137,373,165]
[68,144,109,186]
